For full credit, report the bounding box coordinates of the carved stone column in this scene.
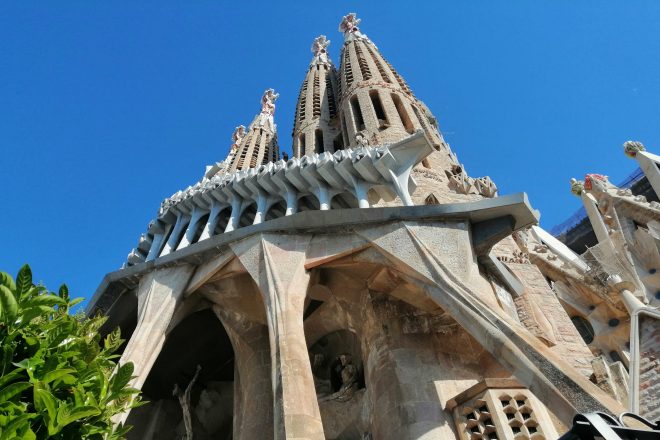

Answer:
[115,264,195,423]
[213,306,274,440]
[231,234,325,439]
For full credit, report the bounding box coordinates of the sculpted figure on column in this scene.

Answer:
[230,125,246,154]
[173,365,202,440]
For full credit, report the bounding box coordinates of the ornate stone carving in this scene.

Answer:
[173,364,202,440]
[319,354,358,402]
[355,131,369,148]
[474,176,498,198]
[311,35,332,66]
[446,164,473,195]
[570,178,584,196]
[623,140,645,158]
[230,125,246,153]
[339,12,371,43]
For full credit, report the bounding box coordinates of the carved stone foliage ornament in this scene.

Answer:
[311,35,332,66]
[474,176,498,198]
[623,140,645,158]
[445,164,473,195]
[570,178,584,196]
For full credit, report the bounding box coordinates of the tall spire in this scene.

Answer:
[292,36,342,157]
[227,89,280,171]
[336,13,447,152]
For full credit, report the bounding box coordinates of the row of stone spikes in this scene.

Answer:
[125,130,434,266]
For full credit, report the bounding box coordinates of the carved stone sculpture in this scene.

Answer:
[230,125,246,153]
[623,140,645,158]
[570,178,584,196]
[446,164,473,195]
[319,354,358,402]
[260,89,279,117]
[355,132,369,148]
[311,35,331,66]
[474,176,498,198]
[173,365,202,440]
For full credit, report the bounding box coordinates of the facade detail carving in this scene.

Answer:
[88,14,660,440]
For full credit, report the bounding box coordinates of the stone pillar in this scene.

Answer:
[231,234,325,439]
[361,295,451,439]
[213,307,274,440]
[115,264,195,423]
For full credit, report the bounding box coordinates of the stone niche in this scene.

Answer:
[126,309,235,440]
[446,379,558,440]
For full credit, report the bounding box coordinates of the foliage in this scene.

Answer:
[0,265,141,439]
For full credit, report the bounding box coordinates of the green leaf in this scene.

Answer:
[0,382,31,403]
[103,328,123,352]
[0,285,18,324]
[0,414,33,440]
[0,272,16,291]
[41,369,75,384]
[58,284,69,302]
[110,363,133,395]
[33,388,57,433]
[15,265,32,300]
[24,294,66,309]
[57,405,101,427]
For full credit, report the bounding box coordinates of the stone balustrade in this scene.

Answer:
[125,131,433,267]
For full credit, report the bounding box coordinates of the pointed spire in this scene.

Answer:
[227,90,279,171]
[292,37,341,157]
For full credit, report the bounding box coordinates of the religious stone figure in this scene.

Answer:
[261,88,279,117]
[355,132,369,148]
[230,125,246,153]
[339,13,361,35]
[320,354,358,402]
[311,35,331,66]
[339,13,371,43]
[173,365,202,440]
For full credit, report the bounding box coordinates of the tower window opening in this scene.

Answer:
[350,96,365,132]
[315,129,324,153]
[333,133,344,151]
[355,42,372,81]
[340,112,350,147]
[312,73,321,118]
[369,90,388,129]
[391,94,414,134]
[342,49,354,89]
[570,316,595,345]
[366,44,391,83]
[325,75,337,118]
[299,133,306,155]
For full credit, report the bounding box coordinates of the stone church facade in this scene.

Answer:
[88,13,659,440]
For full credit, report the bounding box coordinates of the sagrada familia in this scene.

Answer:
[87,13,659,440]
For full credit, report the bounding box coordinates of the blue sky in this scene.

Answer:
[2,1,659,304]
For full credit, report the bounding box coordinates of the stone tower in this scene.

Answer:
[227,89,280,172]
[292,36,342,157]
[87,12,658,440]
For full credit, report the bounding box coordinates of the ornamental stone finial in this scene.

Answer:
[310,35,332,66]
[570,178,584,196]
[231,125,246,152]
[339,13,369,42]
[260,89,279,117]
[623,140,645,158]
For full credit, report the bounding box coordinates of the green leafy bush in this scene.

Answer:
[0,265,141,439]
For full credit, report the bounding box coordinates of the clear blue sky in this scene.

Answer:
[2,1,659,305]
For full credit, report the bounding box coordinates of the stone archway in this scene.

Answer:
[126,308,235,440]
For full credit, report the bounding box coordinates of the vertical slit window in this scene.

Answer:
[355,42,372,80]
[350,96,365,132]
[369,90,387,129]
[333,133,344,151]
[340,113,350,147]
[299,133,306,155]
[391,94,414,133]
[312,72,321,118]
[315,129,324,153]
